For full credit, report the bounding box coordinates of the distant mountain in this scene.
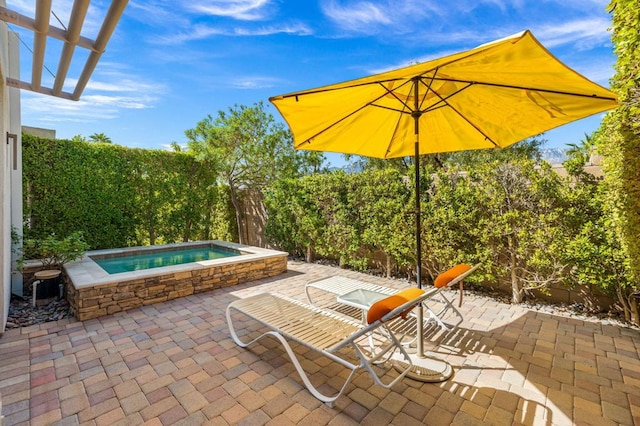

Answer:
[329,148,569,172]
[540,148,567,165]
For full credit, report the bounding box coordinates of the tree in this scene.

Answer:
[89,133,112,144]
[71,134,87,143]
[563,133,598,179]
[468,158,568,303]
[184,102,310,244]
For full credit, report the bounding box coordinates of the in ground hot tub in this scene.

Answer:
[64,241,288,320]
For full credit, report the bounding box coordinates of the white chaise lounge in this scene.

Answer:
[226,288,436,406]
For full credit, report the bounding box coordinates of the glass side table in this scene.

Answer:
[337,288,388,323]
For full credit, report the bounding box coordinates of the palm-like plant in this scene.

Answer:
[89,133,112,144]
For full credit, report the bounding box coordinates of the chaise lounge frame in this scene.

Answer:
[226,290,437,406]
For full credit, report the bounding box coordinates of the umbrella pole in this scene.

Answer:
[390,79,453,383]
[412,78,425,360]
[414,139,425,360]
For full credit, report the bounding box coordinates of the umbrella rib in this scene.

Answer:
[272,76,409,100]
[433,77,617,101]
[371,104,413,114]
[372,79,416,113]
[417,71,439,112]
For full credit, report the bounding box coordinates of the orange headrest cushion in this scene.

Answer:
[366,288,424,324]
[434,264,472,288]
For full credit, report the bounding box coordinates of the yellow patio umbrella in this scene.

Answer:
[269,30,618,381]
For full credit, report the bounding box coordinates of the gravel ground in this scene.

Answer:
[6,296,73,329]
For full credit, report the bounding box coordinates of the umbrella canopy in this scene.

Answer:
[269,30,617,159]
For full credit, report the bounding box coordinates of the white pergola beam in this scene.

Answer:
[31,0,51,90]
[53,0,90,95]
[5,76,74,99]
[0,1,128,101]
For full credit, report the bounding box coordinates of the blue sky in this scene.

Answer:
[10,0,615,167]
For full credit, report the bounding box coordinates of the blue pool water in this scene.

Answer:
[92,246,240,274]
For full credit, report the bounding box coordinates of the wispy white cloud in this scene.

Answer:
[150,24,223,45]
[128,1,191,26]
[318,0,611,50]
[228,76,281,89]
[234,23,313,36]
[153,21,312,44]
[321,1,392,28]
[78,65,168,94]
[85,78,165,94]
[22,95,120,122]
[532,18,611,49]
[81,94,153,109]
[22,92,156,122]
[20,67,164,124]
[320,0,441,34]
[184,0,273,21]
[128,0,277,26]
[567,59,616,85]
[130,0,310,45]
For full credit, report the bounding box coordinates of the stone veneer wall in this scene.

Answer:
[66,255,287,321]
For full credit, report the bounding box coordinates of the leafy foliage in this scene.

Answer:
[351,169,413,277]
[467,159,568,302]
[265,169,413,274]
[184,102,324,244]
[265,144,627,311]
[22,231,89,270]
[596,0,640,323]
[22,134,232,249]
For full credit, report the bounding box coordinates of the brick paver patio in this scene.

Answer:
[1,261,639,425]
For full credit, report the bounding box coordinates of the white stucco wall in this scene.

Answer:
[9,32,22,300]
[0,14,21,333]
[0,17,10,333]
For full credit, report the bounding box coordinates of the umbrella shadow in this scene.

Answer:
[415,307,640,425]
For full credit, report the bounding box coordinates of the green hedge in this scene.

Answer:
[22,134,234,249]
[595,0,640,323]
[265,160,628,305]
